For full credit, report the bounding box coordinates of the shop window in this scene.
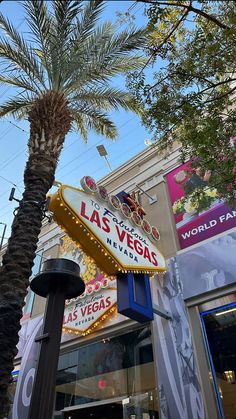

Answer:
[201,302,236,419]
[55,326,159,418]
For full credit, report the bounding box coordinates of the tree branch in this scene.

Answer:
[189,4,228,29]
[204,85,236,104]
[168,79,236,109]
[147,71,219,93]
[143,79,236,121]
[137,8,189,75]
[199,78,236,96]
[136,0,229,29]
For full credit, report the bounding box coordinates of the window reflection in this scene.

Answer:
[55,326,159,418]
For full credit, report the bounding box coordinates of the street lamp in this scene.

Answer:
[96,145,112,172]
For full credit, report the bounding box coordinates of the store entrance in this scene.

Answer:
[56,326,159,418]
[63,402,123,419]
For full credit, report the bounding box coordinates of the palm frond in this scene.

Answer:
[72,0,105,43]
[71,106,117,140]
[89,27,148,76]
[64,0,105,85]
[64,56,147,94]
[0,96,34,118]
[70,86,142,113]
[50,0,83,89]
[0,12,46,89]
[64,23,147,90]
[114,27,148,53]
[0,75,37,93]
[63,21,113,88]
[70,109,89,142]
[53,0,82,29]
[23,0,54,87]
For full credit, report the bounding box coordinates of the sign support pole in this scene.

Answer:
[28,287,66,419]
[28,259,85,419]
[152,304,172,320]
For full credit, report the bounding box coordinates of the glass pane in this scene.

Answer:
[123,391,159,419]
[55,326,159,417]
[202,304,236,419]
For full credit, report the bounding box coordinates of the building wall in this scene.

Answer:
[27,144,208,418]
[151,261,206,419]
[19,143,182,324]
[100,145,180,258]
[6,143,235,419]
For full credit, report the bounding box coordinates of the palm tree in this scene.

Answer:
[0,1,147,415]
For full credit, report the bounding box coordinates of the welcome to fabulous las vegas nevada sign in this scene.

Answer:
[49,176,166,275]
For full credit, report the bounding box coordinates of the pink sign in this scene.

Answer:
[166,161,236,249]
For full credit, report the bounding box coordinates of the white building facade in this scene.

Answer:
[2,145,236,419]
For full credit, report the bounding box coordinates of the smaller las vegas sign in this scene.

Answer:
[63,278,117,335]
[49,181,166,275]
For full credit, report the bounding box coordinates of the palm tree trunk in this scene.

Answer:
[0,91,71,417]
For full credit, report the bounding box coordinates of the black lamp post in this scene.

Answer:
[28,258,85,419]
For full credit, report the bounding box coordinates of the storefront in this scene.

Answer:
[13,231,236,419]
[55,324,159,418]
[177,229,236,419]
[9,148,236,419]
[13,231,162,419]
[53,230,160,419]
[165,156,236,419]
[14,306,160,419]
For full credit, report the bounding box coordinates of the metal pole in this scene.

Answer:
[135,185,154,201]
[152,303,172,320]
[104,156,112,172]
[28,287,66,419]
[28,258,85,419]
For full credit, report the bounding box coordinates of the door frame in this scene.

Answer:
[187,305,221,419]
[200,301,236,419]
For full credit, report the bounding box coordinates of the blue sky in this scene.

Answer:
[0,0,152,244]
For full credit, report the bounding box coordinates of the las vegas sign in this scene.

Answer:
[49,177,166,275]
